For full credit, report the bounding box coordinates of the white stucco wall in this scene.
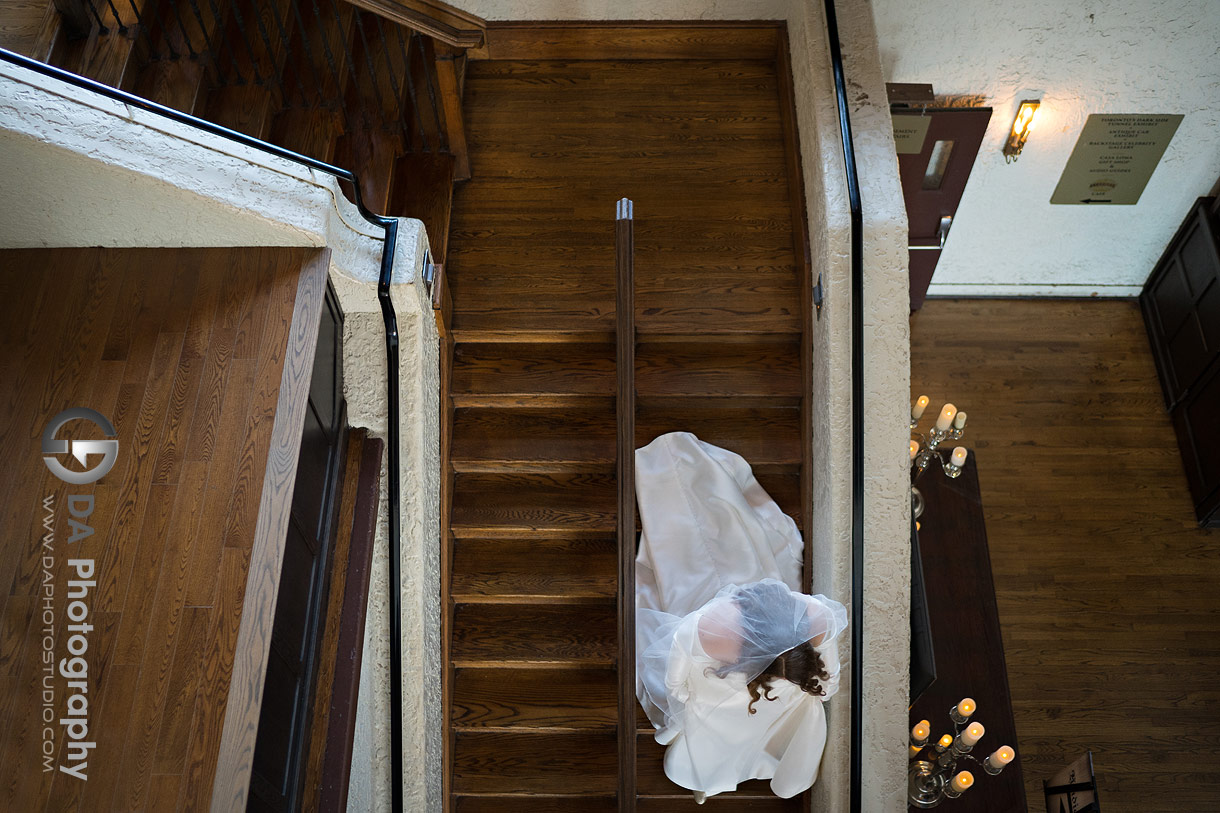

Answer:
[0,58,441,812]
[787,1,911,809]
[874,0,1220,297]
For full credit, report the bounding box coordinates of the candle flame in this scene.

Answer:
[939,734,953,748]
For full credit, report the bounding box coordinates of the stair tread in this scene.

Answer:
[452,730,618,794]
[452,602,617,664]
[453,667,617,730]
[452,405,800,471]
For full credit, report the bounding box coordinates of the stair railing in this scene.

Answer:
[615,197,637,811]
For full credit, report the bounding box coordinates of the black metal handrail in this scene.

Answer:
[818,1,866,811]
[0,45,407,813]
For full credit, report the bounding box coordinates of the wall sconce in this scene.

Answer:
[1002,100,1040,163]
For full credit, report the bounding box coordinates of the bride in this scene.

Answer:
[635,432,848,801]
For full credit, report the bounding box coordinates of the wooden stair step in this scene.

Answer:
[452,341,614,397]
[636,341,802,397]
[451,405,614,471]
[451,471,616,533]
[452,731,617,794]
[637,797,804,811]
[452,537,616,602]
[455,795,616,813]
[452,667,617,730]
[451,603,616,666]
[451,404,799,473]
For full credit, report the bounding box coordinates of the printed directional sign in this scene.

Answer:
[1051,114,1183,205]
[892,113,932,155]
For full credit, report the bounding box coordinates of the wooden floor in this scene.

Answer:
[911,299,1220,811]
[443,27,811,811]
[0,246,312,812]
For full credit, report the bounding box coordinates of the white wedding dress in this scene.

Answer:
[634,432,847,800]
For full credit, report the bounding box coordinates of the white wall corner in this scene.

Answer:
[787,0,910,809]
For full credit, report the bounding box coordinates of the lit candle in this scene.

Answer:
[936,734,953,751]
[953,410,967,429]
[935,403,957,432]
[950,447,968,469]
[951,771,974,793]
[911,395,930,421]
[951,697,976,720]
[961,722,985,747]
[911,720,930,743]
[909,440,919,461]
[987,746,1015,771]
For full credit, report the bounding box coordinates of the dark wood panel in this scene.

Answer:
[909,461,1026,813]
[473,23,781,61]
[912,299,1220,811]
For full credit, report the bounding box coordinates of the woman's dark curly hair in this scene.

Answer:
[707,581,830,714]
[744,640,829,714]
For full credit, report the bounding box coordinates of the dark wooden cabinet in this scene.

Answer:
[1140,197,1220,527]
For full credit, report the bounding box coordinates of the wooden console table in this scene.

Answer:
[909,457,1027,812]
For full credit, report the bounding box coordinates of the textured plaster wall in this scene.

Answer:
[0,60,441,812]
[786,1,911,809]
[874,0,1220,297]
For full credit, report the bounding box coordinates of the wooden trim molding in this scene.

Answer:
[471,21,783,61]
[209,249,331,811]
[345,0,486,48]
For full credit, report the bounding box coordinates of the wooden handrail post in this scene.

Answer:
[615,197,637,812]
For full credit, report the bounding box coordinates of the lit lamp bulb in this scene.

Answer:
[1003,99,1041,162]
[950,697,976,723]
[948,770,974,796]
[935,404,957,432]
[986,745,1015,775]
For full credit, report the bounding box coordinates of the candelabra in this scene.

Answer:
[908,699,1015,808]
[909,396,969,519]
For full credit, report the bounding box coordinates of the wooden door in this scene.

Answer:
[248,281,346,812]
[895,108,992,310]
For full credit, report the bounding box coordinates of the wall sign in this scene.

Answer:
[1050,114,1183,205]
[892,114,932,154]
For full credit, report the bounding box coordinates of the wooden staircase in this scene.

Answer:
[1,0,483,263]
[439,25,814,812]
